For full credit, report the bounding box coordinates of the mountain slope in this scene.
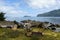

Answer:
[37,9,60,17]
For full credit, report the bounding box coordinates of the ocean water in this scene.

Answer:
[6,17,60,24]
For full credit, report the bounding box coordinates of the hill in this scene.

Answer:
[37,9,60,17]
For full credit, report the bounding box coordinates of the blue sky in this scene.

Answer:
[0,0,60,17]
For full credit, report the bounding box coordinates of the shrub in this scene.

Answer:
[5,30,20,38]
[30,35,39,40]
[41,35,57,40]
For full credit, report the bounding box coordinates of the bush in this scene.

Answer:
[0,36,8,40]
[30,35,39,40]
[0,28,21,40]
[5,30,20,38]
[0,30,20,38]
[41,35,57,40]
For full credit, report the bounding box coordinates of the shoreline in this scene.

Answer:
[6,17,60,24]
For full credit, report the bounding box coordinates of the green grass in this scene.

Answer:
[0,28,60,40]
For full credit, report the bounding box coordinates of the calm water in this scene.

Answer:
[6,17,60,24]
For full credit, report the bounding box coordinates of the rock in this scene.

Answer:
[17,23,24,28]
[20,20,60,30]
[55,24,60,27]
[32,32,43,36]
[25,32,43,37]
[25,32,32,37]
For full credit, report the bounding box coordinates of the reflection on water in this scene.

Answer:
[6,17,60,24]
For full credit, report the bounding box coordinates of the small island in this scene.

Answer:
[24,15,31,17]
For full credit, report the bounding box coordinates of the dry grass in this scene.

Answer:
[0,28,60,40]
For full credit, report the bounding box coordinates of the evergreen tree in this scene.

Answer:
[0,12,5,21]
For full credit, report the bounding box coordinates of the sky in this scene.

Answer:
[0,0,60,17]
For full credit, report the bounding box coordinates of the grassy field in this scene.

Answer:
[0,28,60,40]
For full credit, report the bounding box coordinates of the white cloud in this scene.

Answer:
[0,0,29,17]
[0,0,60,17]
[26,0,60,9]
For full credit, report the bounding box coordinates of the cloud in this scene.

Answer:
[0,0,29,17]
[26,0,60,9]
[0,0,60,17]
